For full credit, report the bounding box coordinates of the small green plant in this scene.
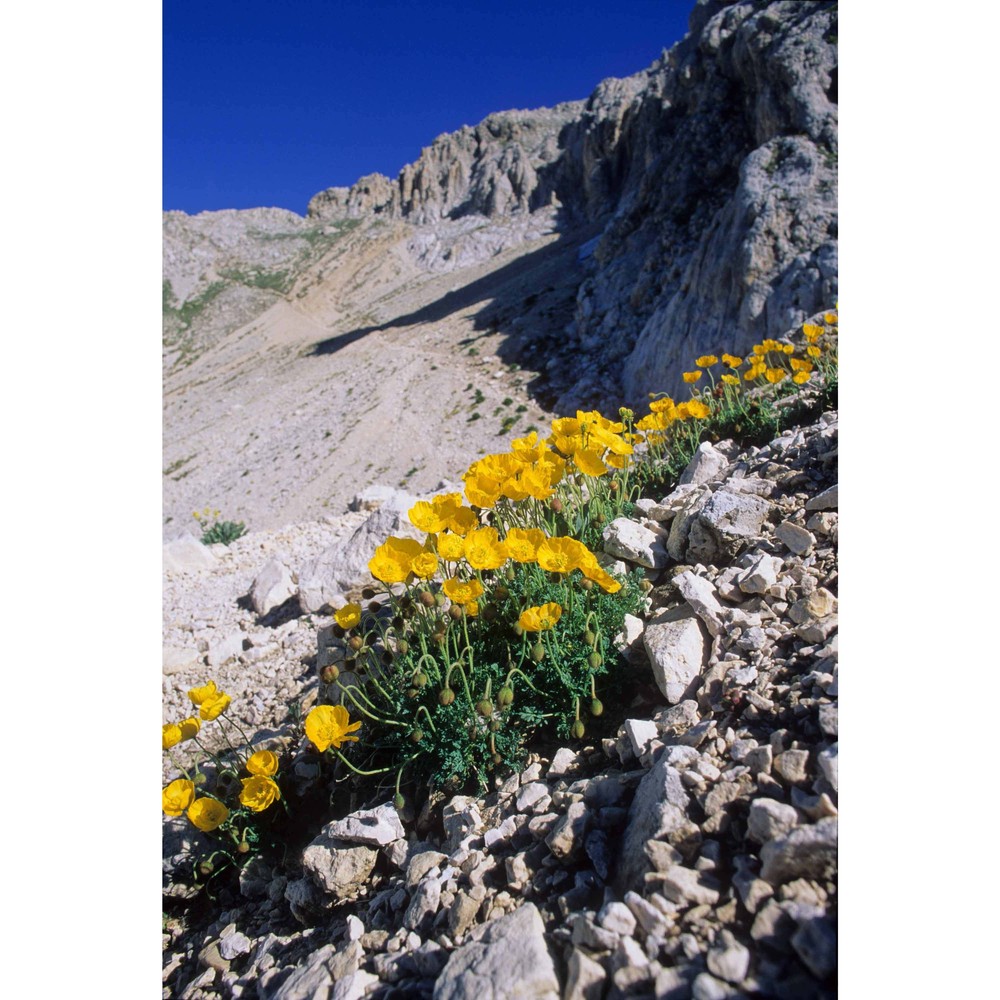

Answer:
[194,508,247,546]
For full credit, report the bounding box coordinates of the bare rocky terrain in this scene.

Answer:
[163,2,839,997]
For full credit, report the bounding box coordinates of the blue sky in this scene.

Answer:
[164,0,693,215]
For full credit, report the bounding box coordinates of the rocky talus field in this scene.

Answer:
[163,2,838,997]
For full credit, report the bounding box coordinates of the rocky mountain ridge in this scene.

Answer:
[164,1,836,538]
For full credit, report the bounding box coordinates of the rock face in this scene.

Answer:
[166,1,836,430]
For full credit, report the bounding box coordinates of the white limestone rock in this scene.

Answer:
[643,609,707,704]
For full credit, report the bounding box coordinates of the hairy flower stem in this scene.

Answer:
[332,750,395,777]
[414,704,438,734]
[335,683,405,727]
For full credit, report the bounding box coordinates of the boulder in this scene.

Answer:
[163,533,217,574]
[643,608,708,703]
[250,558,296,615]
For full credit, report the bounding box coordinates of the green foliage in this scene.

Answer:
[193,509,246,546]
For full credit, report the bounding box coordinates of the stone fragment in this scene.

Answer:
[301,836,378,899]
[442,796,483,851]
[775,520,815,555]
[659,866,721,906]
[744,745,773,776]
[250,558,296,615]
[691,972,740,999]
[673,570,725,636]
[345,915,364,941]
[773,750,811,785]
[792,915,838,979]
[598,901,637,937]
[546,747,580,779]
[679,441,731,486]
[818,703,838,737]
[690,491,772,563]
[618,756,694,891]
[448,885,487,939]
[406,850,448,889]
[516,782,550,813]
[805,484,838,510]
[563,948,607,1000]
[817,744,838,792]
[738,554,781,595]
[219,930,251,961]
[206,631,244,667]
[645,839,683,872]
[270,944,337,999]
[545,800,590,860]
[602,518,669,568]
[404,878,441,931]
[164,533,218,573]
[624,718,659,759]
[615,614,648,665]
[433,903,558,1000]
[162,644,202,675]
[760,818,838,885]
[321,802,405,847]
[706,930,750,984]
[643,609,707,704]
[748,799,800,845]
[299,495,422,611]
[571,914,618,952]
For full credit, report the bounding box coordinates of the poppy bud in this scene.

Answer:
[531,642,545,663]
[494,585,509,601]
[489,720,501,733]
[639,579,653,593]
[435,592,447,608]
[394,793,405,811]
[550,498,563,513]
[382,649,394,665]
[497,686,514,707]
[476,699,494,718]
[513,623,525,638]
[410,728,423,743]
[396,640,410,656]
[332,624,345,639]
[406,687,419,700]
[588,652,603,669]
[491,753,502,764]
[368,600,381,614]
[193,772,207,787]
[237,840,250,855]
[439,687,456,706]
[505,566,516,582]
[449,605,464,621]
[584,630,596,647]
[413,671,428,688]
[593,513,605,525]
[348,636,364,652]
[392,615,404,630]
[361,587,376,600]
[198,861,214,877]
[580,578,594,591]
[419,590,436,608]
[320,664,340,684]
[571,720,585,739]
[590,698,604,717]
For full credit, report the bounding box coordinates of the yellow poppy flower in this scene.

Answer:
[792,371,811,384]
[802,323,823,343]
[752,345,766,356]
[305,704,362,753]
[606,453,627,470]
[464,600,479,618]
[199,692,232,721]
[761,339,783,352]
[334,603,362,630]
[720,374,740,386]
[463,472,502,509]
[648,396,676,414]
[789,359,813,373]
[573,448,609,478]
[765,368,787,384]
[408,500,448,534]
[188,681,218,706]
[504,527,545,563]
[187,797,229,832]
[679,400,711,420]
[239,775,281,812]
[536,536,589,573]
[518,602,563,631]
[246,749,279,776]
[442,577,484,604]
[806,345,822,358]
[179,717,201,741]
[448,505,479,535]
[368,536,424,584]
[410,551,439,579]
[519,465,557,501]
[162,778,195,816]
[436,532,466,560]
[695,355,718,367]
[824,312,837,324]
[163,723,182,750]
[682,371,702,384]
[744,367,763,381]
[721,353,743,369]
[579,561,622,593]
[464,527,507,570]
